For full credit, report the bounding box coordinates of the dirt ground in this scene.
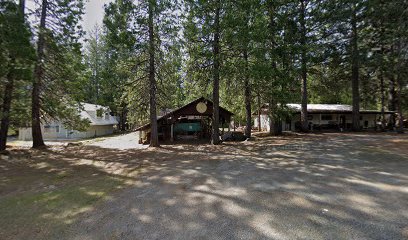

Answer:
[1,132,407,240]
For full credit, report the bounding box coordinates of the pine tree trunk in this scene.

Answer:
[242,8,251,138]
[0,0,26,151]
[378,31,387,131]
[395,43,404,134]
[380,65,386,131]
[268,101,274,135]
[351,5,360,131]
[211,1,221,145]
[148,0,159,147]
[267,0,281,135]
[269,114,274,135]
[397,80,404,133]
[257,93,261,131]
[268,100,273,135]
[268,98,282,136]
[0,71,14,151]
[275,118,283,135]
[300,0,308,132]
[270,116,283,136]
[388,76,397,111]
[32,0,47,148]
[119,102,127,131]
[121,109,128,131]
[388,66,397,128]
[396,74,404,134]
[244,49,251,138]
[1,0,26,151]
[19,0,25,15]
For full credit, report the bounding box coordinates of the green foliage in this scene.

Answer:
[65,0,408,132]
[58,104,90,132]
[0,0,35,128]
[183,0,221,99]
[0,1,33,77]
[32,0,87,129]
[81,0,183,128]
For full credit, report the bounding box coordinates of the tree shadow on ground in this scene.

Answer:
[1,133,407,239]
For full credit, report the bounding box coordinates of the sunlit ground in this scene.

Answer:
[1,132,407,239]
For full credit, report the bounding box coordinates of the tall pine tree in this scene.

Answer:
[31,0,86,148]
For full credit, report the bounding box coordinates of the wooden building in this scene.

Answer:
[254,103,395,132]
[136,97,234,144]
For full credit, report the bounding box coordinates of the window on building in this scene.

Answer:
[55,125,60,133]
[105,113,109,120]
[321,115,333,120]
[44,125,52,133]
[307,115,313,120]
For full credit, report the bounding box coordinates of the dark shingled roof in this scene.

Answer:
[135,97,234,131]
[256,103,395,115]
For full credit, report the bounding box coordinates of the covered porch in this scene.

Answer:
[136,97,234,144]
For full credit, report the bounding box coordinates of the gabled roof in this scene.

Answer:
[258,103,394,114]
[287,103,394,114]
[79,103,119,126]
[166,97,234,116]
[287,104,352,112]
[81,103,109,112]
[135,97,234,131]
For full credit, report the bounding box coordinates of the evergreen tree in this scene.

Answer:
[31,0,86,148]
[83,25,105,104]
[299,0,309,132]
[185,0,227,144]
[102,0,136,131]
[0,0,33,151]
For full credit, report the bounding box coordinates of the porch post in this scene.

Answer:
[170,123,174,142]
[222,124,225,136]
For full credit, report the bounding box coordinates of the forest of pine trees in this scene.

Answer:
[0,0,407,149]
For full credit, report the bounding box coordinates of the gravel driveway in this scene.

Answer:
[60,133,408,239]
[86,132,148,150]
[8,132,147,150]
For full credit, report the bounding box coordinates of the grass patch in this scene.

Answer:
[7,128,17,136]
[0,175,126,239]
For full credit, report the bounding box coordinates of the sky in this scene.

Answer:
[83,0,113,34]
[26,0,113,36]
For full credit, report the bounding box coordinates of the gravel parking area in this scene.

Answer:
[66,133,408,240]
[8,132,147,150]
[86,132,148,150]
[2,132,407,240]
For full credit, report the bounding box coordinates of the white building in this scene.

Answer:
[18,103,118,141]
[254,103,393,132]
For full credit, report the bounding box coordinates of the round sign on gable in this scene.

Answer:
[196,102,207,113]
